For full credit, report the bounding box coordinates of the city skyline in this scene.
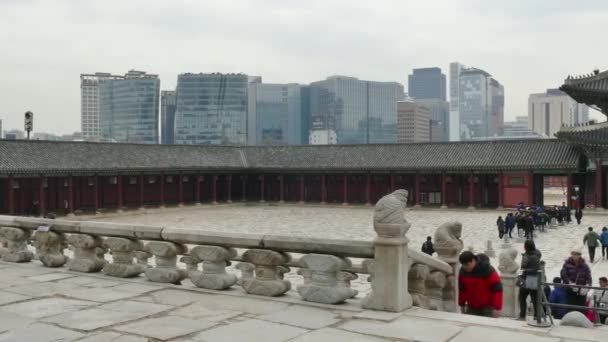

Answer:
[1,1,607,134]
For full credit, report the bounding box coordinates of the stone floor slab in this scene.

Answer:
[168,302,242,321]
[78,332,148,342]
[0,292,31,306]
[354,310,403,322]
[0,297,96,318]
[339,316,463,342]
[42,301,172,331]
[26,273,76,282]
[0,311,34,333]
[3,282,77,297]
[258,305,341,329]
[0,322,84,342]
[549,325,608,342]
[450,326,560,342]
[192,318,308,342]
[113,315,216,340]
[184,294,289,315]
[132,289,208,306]
[290,327,390,341]
[56,287,136,302]
[110,282,161,294]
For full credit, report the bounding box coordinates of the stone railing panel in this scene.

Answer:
[297,254,357,304]
[0,227,33,262]
[67,233,107,272]
[34,231,68,267]
[426,270,447,311]
[409,263,431,309]
[102,237,145,278]
[498,247,520,318]
[240,249,291,296]
[144,241,188,284]
[188,245,237,290]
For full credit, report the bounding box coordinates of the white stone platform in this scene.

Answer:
[1,261,607,342]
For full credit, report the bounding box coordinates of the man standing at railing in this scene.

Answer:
[593,277,608,324]
[560,249,592,314]
[458,251,503,318]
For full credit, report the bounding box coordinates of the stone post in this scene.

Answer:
[426,270,447,311]
[34,231,68,267]
[362,222,412,312]
[144,241,188,284]
[498,247,519,318]
[484,240,496,258]
[188,245,238,290]
[67,233,106,272]
[102,237,145,278]
[0,227,33,262]
[297,254,357,304]
[240,249,291,297]
[434,221,464,312]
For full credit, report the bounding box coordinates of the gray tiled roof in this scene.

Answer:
[0,139,581,175]
[555,122,608,147]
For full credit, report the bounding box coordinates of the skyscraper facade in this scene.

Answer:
[80,72,124,138]
[174,73,248,145]
[458,67,504,139]
[308,76,405,144]
[528,89,590,137]
[416,98,449,141]
[99,70,160,144]
[408,67,446,100]
[248,83,303,145]
[397,100,430,143]
[161,91,177,145]
[449,62,464,141]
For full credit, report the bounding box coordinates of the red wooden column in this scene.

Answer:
[365,174,371,206]
[139,174,145,209]
[159,174,166,207]
[441,173,447,208]
[212,175,218,204]
[342,174,348,205]
[596,159,603,209]
[7,175,14,215]
[93,175,99,213]
[67,175,74,215]
[497,172,504,209]
[178,174,184,206]
[226,174,232,203]
[527,171,534,206]
[117,175,124,211]
[241,175,247,202]
[414,173,421,207]
[468,173,475,209]
[390,174,395,192]
[39,176,46,217]
[195,175,201,204]
[566,173,573,208]
[299,175,305,204]
[321,175,327,204]
[279,175,284,203]
[259,175,265,203]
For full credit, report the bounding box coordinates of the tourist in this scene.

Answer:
[421,236,434,256]
[524,215,534,240]
[600,227,608,260]
[518,240,542,320]
[516,214,525,237]
[458,251,503,318]
[583,227,601,263]
[560,249,592,314]
[506,213,515,238]
[549,277,567,319]
[496,216,505,239]
[592,277,608,324]
[575,208,583,225]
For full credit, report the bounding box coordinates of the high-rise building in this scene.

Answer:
[80,72,125,138]
[416,99,449,141]
[247,83,303,145]
[408,67,446,101]
[4,130,24,140]
[99,70,160,144]
[174,73,248,145]
[308,76,405,144]
[458,67,504,139]
[397,101,430,143]
[528,88,591,137]
[161,91,177,145]
[309,130,337,145]
[449,62,465,141]
[502,116,545,139]
[0,119,2,139]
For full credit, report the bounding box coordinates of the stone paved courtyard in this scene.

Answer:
[1,260,608,342]
[86,204,608,286]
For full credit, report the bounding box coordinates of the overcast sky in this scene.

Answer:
[1,0,606,135]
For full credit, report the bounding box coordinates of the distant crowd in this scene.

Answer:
[421,201,608,324]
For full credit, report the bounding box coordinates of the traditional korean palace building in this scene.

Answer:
[0,70,606,216]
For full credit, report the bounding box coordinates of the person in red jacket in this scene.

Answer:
[458,251,503,317]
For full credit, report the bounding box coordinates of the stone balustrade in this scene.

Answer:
[0,213,458,313]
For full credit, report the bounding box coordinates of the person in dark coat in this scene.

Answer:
[549,277,567,319]
[458,251,503,318]
[524,215,534,240]
[496,216,505,239]
[421,236,434,256]
[575,208,583,225]
[560,249,592,314]
[518,240,542,320]
[505,213,515,238]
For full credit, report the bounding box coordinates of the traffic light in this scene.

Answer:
[24,111,33,132]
